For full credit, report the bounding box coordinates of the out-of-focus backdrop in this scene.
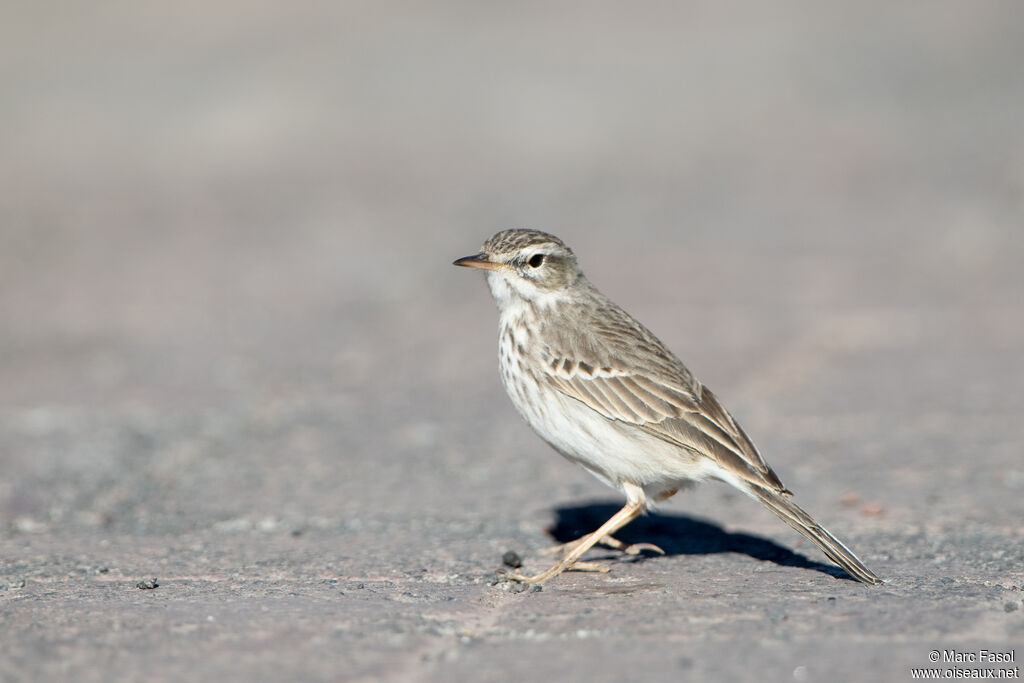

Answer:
[2,3,1022,681]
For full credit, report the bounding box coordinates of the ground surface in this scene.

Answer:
[1,3,1022,682]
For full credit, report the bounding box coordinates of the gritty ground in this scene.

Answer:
[1,3,1022,682]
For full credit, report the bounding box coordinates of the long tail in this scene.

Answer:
[748,486,883,585]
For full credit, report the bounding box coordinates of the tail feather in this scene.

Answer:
[748,487,883,585]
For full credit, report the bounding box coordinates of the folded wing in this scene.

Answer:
[545,361,787,493]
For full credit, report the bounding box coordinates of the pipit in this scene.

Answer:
[454,229,882,586]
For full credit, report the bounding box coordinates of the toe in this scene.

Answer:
[622,542,665,556]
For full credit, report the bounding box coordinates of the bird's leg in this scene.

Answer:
[508,498,647,585]
[538,535,585,556]
[603,487,675,555]
[539,487,678,559]
[535,534,619,573]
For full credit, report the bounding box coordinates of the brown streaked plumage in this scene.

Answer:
[454,229,882,586]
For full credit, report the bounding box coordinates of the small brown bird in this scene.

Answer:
[454,229,882,586]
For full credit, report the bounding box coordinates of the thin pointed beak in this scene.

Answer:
[452,252,503,271]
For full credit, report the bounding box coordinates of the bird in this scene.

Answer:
[453,229,882,586]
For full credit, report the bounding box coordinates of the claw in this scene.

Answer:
[621,542,665,556]
[596,536,665,556]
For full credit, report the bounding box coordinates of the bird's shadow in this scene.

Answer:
[547,501,855,582]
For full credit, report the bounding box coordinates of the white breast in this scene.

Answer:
[495,310,715,501]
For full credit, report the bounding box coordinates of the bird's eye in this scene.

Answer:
[528,253,545,268]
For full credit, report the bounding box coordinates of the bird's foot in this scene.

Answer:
[599,537,665,556]
[502,559,611,586]
[540,534,664,557]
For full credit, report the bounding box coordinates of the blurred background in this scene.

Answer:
[2,0,1023,595]
[3,3,1023,680]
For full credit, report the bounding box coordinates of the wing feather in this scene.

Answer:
[617,376,684,418]
[600,376,657,421]
[543,358,785,492]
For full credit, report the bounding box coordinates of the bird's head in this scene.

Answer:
[453,229,582,305]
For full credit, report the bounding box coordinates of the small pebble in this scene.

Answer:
[136,578,159,590]
[502,551,523,568]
